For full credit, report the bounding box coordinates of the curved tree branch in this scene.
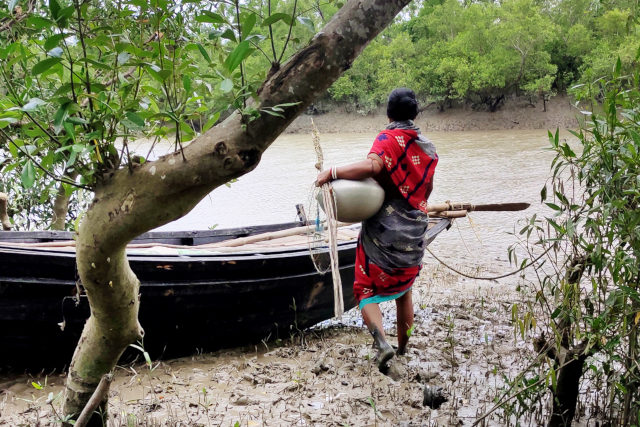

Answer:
[63,0,413,421]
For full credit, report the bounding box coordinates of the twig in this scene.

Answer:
[0,128,91,190]
[472,347,585,426]
[74,373,113,427]
[277,0,298,64]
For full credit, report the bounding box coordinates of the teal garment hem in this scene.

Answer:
[359,287,411,310]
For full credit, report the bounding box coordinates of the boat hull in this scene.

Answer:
[0,219,449,368]
[0,242,356,368]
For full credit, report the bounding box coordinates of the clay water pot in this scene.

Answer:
[318,178,385,222]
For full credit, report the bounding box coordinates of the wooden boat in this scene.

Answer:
[0,218,450,368]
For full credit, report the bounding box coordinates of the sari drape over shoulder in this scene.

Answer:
[354,124,438,309]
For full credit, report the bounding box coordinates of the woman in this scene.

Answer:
[316,88,438,371]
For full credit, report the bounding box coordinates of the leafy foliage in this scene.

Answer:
[507,55,640,424]
[330,0,639,113]
[0,0,337,229]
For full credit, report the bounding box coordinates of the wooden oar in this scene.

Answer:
[429,202,530,213]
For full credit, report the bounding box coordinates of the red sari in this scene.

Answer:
[353,127,438,308]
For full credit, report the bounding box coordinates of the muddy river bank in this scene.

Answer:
[1,264,540,426]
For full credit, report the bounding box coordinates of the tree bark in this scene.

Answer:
[547,347,588,427]
[0,192,11,230]
[50,172,78,230]
[534,254,591,427]
[62,0,413,423]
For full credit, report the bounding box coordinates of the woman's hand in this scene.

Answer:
[316,169,332,187]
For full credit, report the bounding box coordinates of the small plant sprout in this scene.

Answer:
[407,324,416,338]
[129,341,159,371]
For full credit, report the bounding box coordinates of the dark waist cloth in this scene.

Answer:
[361,198,429,271]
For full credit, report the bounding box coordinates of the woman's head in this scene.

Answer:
[387,88,418,122]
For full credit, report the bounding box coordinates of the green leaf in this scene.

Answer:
[117,51,131,65]
[262,12,292,27]
[208,29,224,40]
[58,5,74,24]
[21,98,46,111]
[0,117,19,129]
[223,40,251,73]
[31,381,42,390]
[125,111,145,128]
[613,57,621,78]
[220,78,233,93]
[241,13,257,38]
[85,58,112,71]
[67,116,88,125]
[146,66,170,83]
[196,43,210,63]
[26,15,54,29]
[21,160,36,189]
[49,0,61,21]
[195,10,225,24]
[44,33,68,50]
[182,74,192,94]
[202,112,220,132]
[130,0,148,9]
[63,121,75,141]
[297,16,314,32]
[33,57,62,75]
[220,28,236,42]
[53,102,70,134]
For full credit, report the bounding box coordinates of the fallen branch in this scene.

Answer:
[74,373,113,427]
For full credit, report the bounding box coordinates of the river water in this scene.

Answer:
[140,129,561,272]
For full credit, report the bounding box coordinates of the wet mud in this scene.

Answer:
[0,264,532,426]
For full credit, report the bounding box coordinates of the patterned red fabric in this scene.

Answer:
[369,128,438,213]
[353,238,421,304]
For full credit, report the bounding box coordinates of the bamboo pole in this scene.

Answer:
[429,201,530,213]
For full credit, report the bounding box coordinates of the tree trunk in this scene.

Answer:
[62,0,413,423]
[50,172,78,230]
[534,255,590,427]
[547,349,587,427]
[0,192,11,230]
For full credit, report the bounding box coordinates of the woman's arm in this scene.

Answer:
[316,154,383,186]
[425,180,433,201]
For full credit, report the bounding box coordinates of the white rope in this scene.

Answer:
[311,119,344,318]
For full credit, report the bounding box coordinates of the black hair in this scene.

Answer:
[386,88,418,121]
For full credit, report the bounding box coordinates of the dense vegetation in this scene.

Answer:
[0,0,335,229]
[331,0,640,113]
[0,0,638,230]
[506,62,640,425]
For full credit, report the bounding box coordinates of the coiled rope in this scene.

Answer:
[310,119,344,317]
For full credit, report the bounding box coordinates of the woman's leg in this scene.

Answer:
[395,289,414,355]
[361,303,394,370]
